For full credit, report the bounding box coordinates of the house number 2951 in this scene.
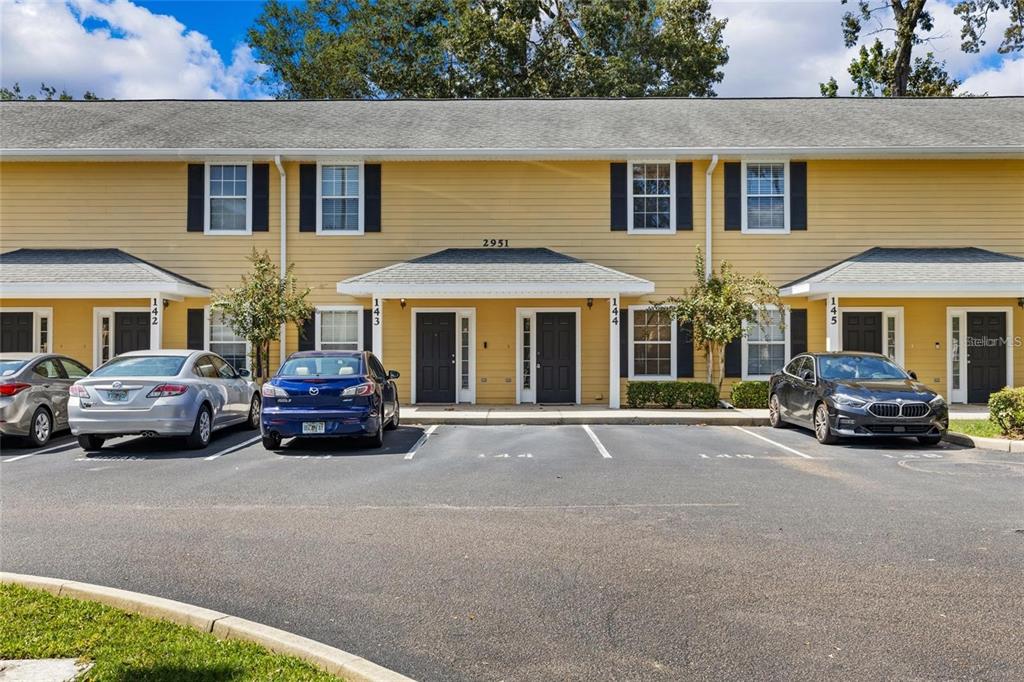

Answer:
[482,239,509,247]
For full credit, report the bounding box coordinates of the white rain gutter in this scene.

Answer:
[274,154,287,365]
[704,154,719,280]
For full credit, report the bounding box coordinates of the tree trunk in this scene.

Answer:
[892,0,927,96]
[705,341,714,384]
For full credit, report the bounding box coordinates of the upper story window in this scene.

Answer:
[742,161,789,233]
[629,162,674,233]
[317,307,362,351]
[742,308,789,379]
[206,163,251,234]
[318,164,363,234]
[629,306,675,380]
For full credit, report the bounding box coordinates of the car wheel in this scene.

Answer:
[768,394,786,429]
[247,396,261,430]
[367,418,384,448]
[262,434,282,451]
[814,403,838,445]
[385,402,399,431]
[185,405,212,450]
[917,435,943,446]
[27,406,52,447]
[77,434,105,452]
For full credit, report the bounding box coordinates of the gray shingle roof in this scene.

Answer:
[780,247,1024,295]
[1,248,210,295]
[338,248,654,297]
[2,98,1021,155]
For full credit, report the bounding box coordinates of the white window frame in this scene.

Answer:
[204,161,253,235]
[204,306,252,373]
[628,304,676,381]
[627,160,676,235]
[741,159,790,234]
[741,306,791,380]
[411,307,476,405]
[314,305,364,352]
[0,307,52,354]
[316,161,365,235]
[946,306,1014,404]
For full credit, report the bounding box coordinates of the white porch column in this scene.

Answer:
[150,295,163,350]
[372,296,384,363]
[609,296,620,409]
[826,294,840,352]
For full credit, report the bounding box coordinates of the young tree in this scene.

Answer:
[212,249,314,381]
[658,249,781,391]
[820,0,1024,97]
[1,82,103,100]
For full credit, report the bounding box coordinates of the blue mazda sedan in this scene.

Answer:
[260,351,400,450]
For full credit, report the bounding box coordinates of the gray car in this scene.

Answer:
[68,350,260,452]
[0,353,92,447]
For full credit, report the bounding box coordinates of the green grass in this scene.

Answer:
[948,419,1019,440]
[0,584,342,681]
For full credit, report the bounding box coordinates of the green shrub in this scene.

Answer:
[989,387,1024,438]
[625,381,719,409]
[730,381,770,409]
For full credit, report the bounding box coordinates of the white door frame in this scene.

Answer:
[92,307,150,368]
[839,306,905,367]
[0,306,52,353]
[410,307,476,405]
[946,306,1014,404]
[516,307,581,405]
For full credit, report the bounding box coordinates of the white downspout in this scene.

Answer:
[705,154,719,280]
[274,155,287,367]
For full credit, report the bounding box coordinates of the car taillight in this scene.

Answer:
[262,383,288,398]
[342,382,375,397]
[69,384,90,398]
[0,382,31,397]
[147,384,188,398]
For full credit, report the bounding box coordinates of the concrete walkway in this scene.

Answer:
[403,404,770,425]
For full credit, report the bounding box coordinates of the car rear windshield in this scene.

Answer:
[278,355,363,377]
[818,355,908,381]
[0,359,27,377]
[90,356,187,377]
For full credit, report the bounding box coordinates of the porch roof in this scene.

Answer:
[0,248,212,299]
[779,247,1024,298]
[337,248,655,298]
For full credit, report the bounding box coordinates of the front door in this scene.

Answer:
[966,312,1007,403]
[114,312,151,355]
[536,312,576,403]
[842,312,882,354]
[0,312,34,352]
[416,312,456,403]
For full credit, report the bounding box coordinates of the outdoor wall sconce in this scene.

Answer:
[586,298,593,309]
[934,341,941,350]
[1018,297,1024,309]
[400,298,407,308]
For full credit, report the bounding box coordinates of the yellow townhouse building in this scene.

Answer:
[1,98,1022,408]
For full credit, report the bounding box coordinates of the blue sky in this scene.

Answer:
[2,0,1021,99]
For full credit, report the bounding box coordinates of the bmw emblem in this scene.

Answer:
[112,381,122,389]
[308,386,319,396]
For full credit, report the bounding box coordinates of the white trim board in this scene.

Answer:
[91,307,151,368]
[410,307,476,405]
[515,307,582,405]
[0,307,53,354]
[946,306,1014,404]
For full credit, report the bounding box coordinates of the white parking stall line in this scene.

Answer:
[3,439,80,463]
[404,424,439,460]
[731,426,814,460]
[581,425,613,459]
[204,435,263,461]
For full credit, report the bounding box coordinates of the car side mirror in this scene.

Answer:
[388,370,401,380]
[908,370,918,380]
[237,368,251,378]
[800,369,814,383]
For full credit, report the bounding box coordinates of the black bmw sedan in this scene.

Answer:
[768,352,948,445]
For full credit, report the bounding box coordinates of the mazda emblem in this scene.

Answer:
[308,386,319,396]
[112,381,122,389]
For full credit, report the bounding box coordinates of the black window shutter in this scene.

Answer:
[676,162,693,231]
[298,317,315,351]
[724,162,742,231]
[790,161,807,230]
[363,309,373,352]
[790,309,808,356]
[619,308,629,378]
[252,163,269,232]
[610,163,628,231]
[677,320,694,378]
[186,309,205,350]
[364,164,381,232]
[299,164,316,232]
[724,337,742,378]
[187,164,204,232]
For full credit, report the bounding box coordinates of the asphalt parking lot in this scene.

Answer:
[2,423,1022,681]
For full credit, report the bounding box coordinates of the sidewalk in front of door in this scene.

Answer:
[403,404,771,426]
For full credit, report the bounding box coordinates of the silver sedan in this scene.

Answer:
[0,353,92,447]
[68,350,260,451]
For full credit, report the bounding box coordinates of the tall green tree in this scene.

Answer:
[820,0,1024,97]
[248,0,729,99]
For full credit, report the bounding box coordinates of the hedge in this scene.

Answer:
[625,381,719,409]
[989,387,1024,438]
[730,381,769,409]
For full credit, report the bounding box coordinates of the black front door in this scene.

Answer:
[842,312,883,354]
[0,312,34,352]
[416,312,456,403]
[967,312,1007,403]
[114,312,151,355]
[536,312,576,403]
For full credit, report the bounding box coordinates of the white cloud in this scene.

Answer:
[960,56,1024,95]
[0,0,269,99]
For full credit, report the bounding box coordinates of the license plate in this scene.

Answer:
[107,390,128,402]
[302,422,325,434]
[893,425,906,433]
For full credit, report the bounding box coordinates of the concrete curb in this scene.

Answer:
[943,431,1024,453]
[404,411,770,427]
[0,572,414,682]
